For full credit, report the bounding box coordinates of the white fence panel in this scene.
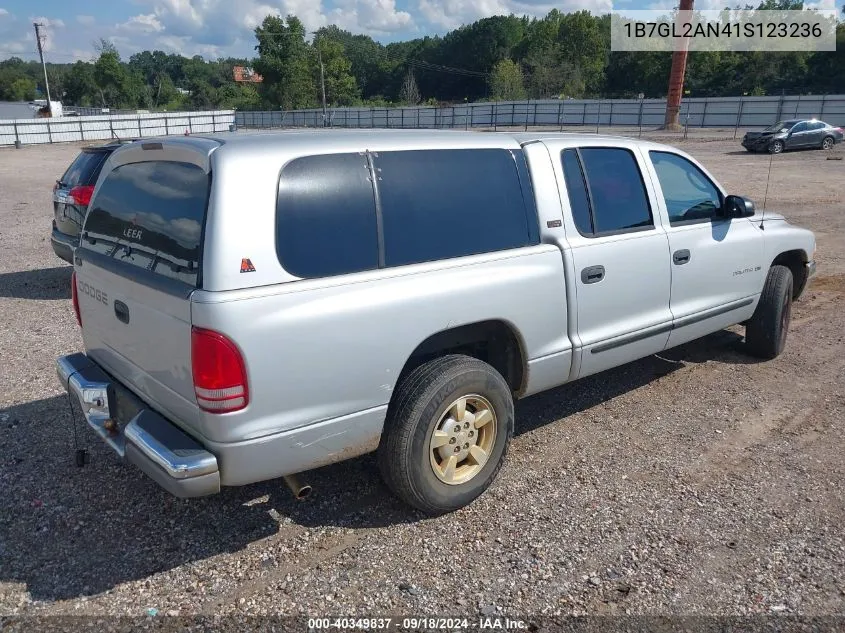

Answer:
[235,95,845,131]
[0,110,235,146]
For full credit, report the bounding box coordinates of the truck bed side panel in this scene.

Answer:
[191,246,571,444]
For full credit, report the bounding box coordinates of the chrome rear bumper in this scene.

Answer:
[56,353,220,497]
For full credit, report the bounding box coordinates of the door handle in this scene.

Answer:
[114,300,130,324]
[581,265,605,284]
[673,249,691,265]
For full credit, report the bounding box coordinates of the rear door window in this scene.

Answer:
[60,150,109,186]
[375,148,538,267]
[562,147,653,236]
[82,161,210,287]
[561,149,594,235]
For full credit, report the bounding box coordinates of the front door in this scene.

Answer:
[558,145,673,379]
[645,150,766,349]
[786,121,814,149]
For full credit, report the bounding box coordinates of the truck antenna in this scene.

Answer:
[760,150,774,230]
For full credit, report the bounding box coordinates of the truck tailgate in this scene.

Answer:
[72,142,218,438]
[76,255,200,433]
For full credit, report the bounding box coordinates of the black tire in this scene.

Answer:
[377,354,513,515]
[745,265,793,360]
[821,136,835,150]
[768,140,784,154]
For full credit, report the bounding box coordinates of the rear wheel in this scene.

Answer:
[769,140,784,154]
[745,265,793,359]
[821,136,835,150]
[377,354,513,515]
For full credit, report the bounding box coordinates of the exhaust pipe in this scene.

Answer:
[283,474,312,500]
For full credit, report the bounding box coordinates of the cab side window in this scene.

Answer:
[560,147,653,236]
[649,151,722,225]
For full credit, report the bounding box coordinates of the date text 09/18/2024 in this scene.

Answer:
[306,617,530,630]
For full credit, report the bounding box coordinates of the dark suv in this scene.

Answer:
[51,141,133,263]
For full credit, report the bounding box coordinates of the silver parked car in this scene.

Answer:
[57,130,817,515]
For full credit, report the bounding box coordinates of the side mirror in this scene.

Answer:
[723,195,756,218]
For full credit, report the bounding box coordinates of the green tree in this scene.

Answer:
[93,40,140,108]
[557,11,607,95]
[315,36,360,106]
[62,61,98,106]
[129,50,178,107]
[217,83,262,110]
[315,26,386,100]
[490,59,525,100]
[399,69,421,105]
[188,82,218,109]
[9,77,37,101]
[253,15,315,109]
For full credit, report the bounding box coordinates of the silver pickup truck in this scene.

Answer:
[57,130,816,515]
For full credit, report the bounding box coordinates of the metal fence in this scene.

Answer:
[4,95,842,147]
[0,110,235,147]
[236,94,845,134]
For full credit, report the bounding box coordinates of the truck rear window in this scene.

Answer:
[82,161,210,287]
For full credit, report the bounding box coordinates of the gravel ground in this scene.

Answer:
[1,131,844,622]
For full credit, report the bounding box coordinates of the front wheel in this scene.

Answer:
[768,140,784,154]
[821,136,835,150]
[378,354,514,515]
[745,265,793,359]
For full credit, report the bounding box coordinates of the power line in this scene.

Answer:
[408,60,488,78]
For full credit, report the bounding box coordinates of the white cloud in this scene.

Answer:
[3,39,27,54]
[154,34,225,58]
[119,13,165,33]
[804,0,837,8]
[76,15,96,26]
[329,0,415,34]
[416,0,611,30]
[32,16,66,29]
[0,8,10,17]
[136,0,326,39]
[28,16,66,52]
[132,0,414,52]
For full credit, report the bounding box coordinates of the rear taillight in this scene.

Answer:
[68,185,94,207]
[71,271,81,327]
[191,327,249,413]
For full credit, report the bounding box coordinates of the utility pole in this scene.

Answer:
[317,40,328,127]
[662,0,694,130]
[33,22,52,116]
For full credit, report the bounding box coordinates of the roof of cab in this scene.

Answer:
[162,127,674,155]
